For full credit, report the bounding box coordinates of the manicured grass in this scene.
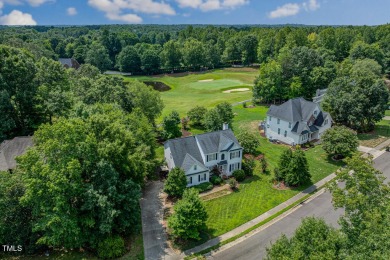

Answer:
[124,68,258,120]
[358,119,390,147]
[385,110,390,116]
[204,137,343,237]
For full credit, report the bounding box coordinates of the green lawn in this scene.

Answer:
[358,119,390,147]
[204,137,343,237]
[385,110,390,116]
[124,68,258,120]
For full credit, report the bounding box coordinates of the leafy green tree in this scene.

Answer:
[239,34,258,65]
[322,126,359,159]
[204,41,221,68]
[35,57,73,123]
[204,102,234,132]
[0,45,40,141]
[116,46,141,73]
[168,189,207,241]
[162,110,182,139]
[18,105,155,249]
[222,37,241,64]
[188,106,208,127]
[204,108,222,132]
[97,235,125,259]
[349,41,385,68]
[182,39,206,70]
[277,147,310,186]
[236,129,260,155]
[141,49,160,74]
[285,147,310,186]
[328,155,390,259]
[127,80,164,124]
[85,42,112,72]
[323,62,389,132]
[253,60,284,104]
[164,167,187,198]
[266,217,345,260]
[161,40,181,70]
[0,171,39,254]
[72,75,132,112]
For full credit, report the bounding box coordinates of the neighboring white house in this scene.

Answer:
[164,127,243,187]
[265,97,332,145]
[313,88,328,104]
[0,136,33,172]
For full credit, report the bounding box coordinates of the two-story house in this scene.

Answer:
[164,127,243,187]
[265,97,332,146]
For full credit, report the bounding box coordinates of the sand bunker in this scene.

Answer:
[198,79,214,82]
[223,88,250,93]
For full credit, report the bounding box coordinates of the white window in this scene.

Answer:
[324,119,328,125]
[207,153,217,162]
[194,165,197,171]
[314,110,318,116]
[267,124,270,128]
[230,163,241,172]
[198,174,207,182]
[230,151,241,159]
[221,154,225,160]
[289,122,292,128]
[284,131,287,137]
[269,116,272,122]
[188,176,192,185]
[277,118,280,124]
[278,128,281,135]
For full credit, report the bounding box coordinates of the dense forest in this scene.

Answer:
[0,24,389,258]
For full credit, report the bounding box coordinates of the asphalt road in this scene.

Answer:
[210,152,390,260]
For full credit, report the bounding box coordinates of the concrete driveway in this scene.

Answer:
[209,152,390,260]
[140,181,180,260]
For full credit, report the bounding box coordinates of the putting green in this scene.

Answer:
[187,79,250,90]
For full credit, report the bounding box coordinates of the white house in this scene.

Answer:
[265,97,332,145]
[164,127,243,187]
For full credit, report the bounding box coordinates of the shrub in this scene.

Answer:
[193,182,213,193]
[97,236,125,259]
[168,189,208,241]
[233,169,246,182]
[228,178,238,189]
[322,126,359,159]
[242,156,256,176]
[236,129,260,155]
[260,157,268,173]
[242,102,247,108]
[164,167,187,198]
[210,175,223,185]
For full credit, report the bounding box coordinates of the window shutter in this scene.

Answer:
[206,155,209,162]
[216,153,218,160]
[229,164,232,171]
[204,174,206,180]
[198,175,200,182]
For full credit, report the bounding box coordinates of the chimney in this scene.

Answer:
[223,123,229,130]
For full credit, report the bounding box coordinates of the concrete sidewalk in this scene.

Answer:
[183,173,336,256]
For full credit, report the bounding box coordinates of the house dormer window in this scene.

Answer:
[194,165,197,170]
[314,110,318,116]
[277,118,280,124]
[324,119,328,125]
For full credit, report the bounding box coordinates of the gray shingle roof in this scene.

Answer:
[0,136,33,171]
[165,129,241,171]
[267,98,319,123]
[196,129,240,155]
[59,58,80,69]
[165,136,204,171]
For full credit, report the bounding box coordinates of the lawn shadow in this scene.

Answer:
[242,175,261,184]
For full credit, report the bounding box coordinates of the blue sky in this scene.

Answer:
[0,0,389,26]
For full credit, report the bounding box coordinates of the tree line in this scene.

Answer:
[0,44,164,258]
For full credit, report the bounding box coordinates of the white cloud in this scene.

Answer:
[88,0,176,23]
[67,7,77,16]
[269,0,320,19]
[26,0,53,7]
[269,3,300,19]
[303,0,320,11]
[0,9,37,25]
[175,0,248,12]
